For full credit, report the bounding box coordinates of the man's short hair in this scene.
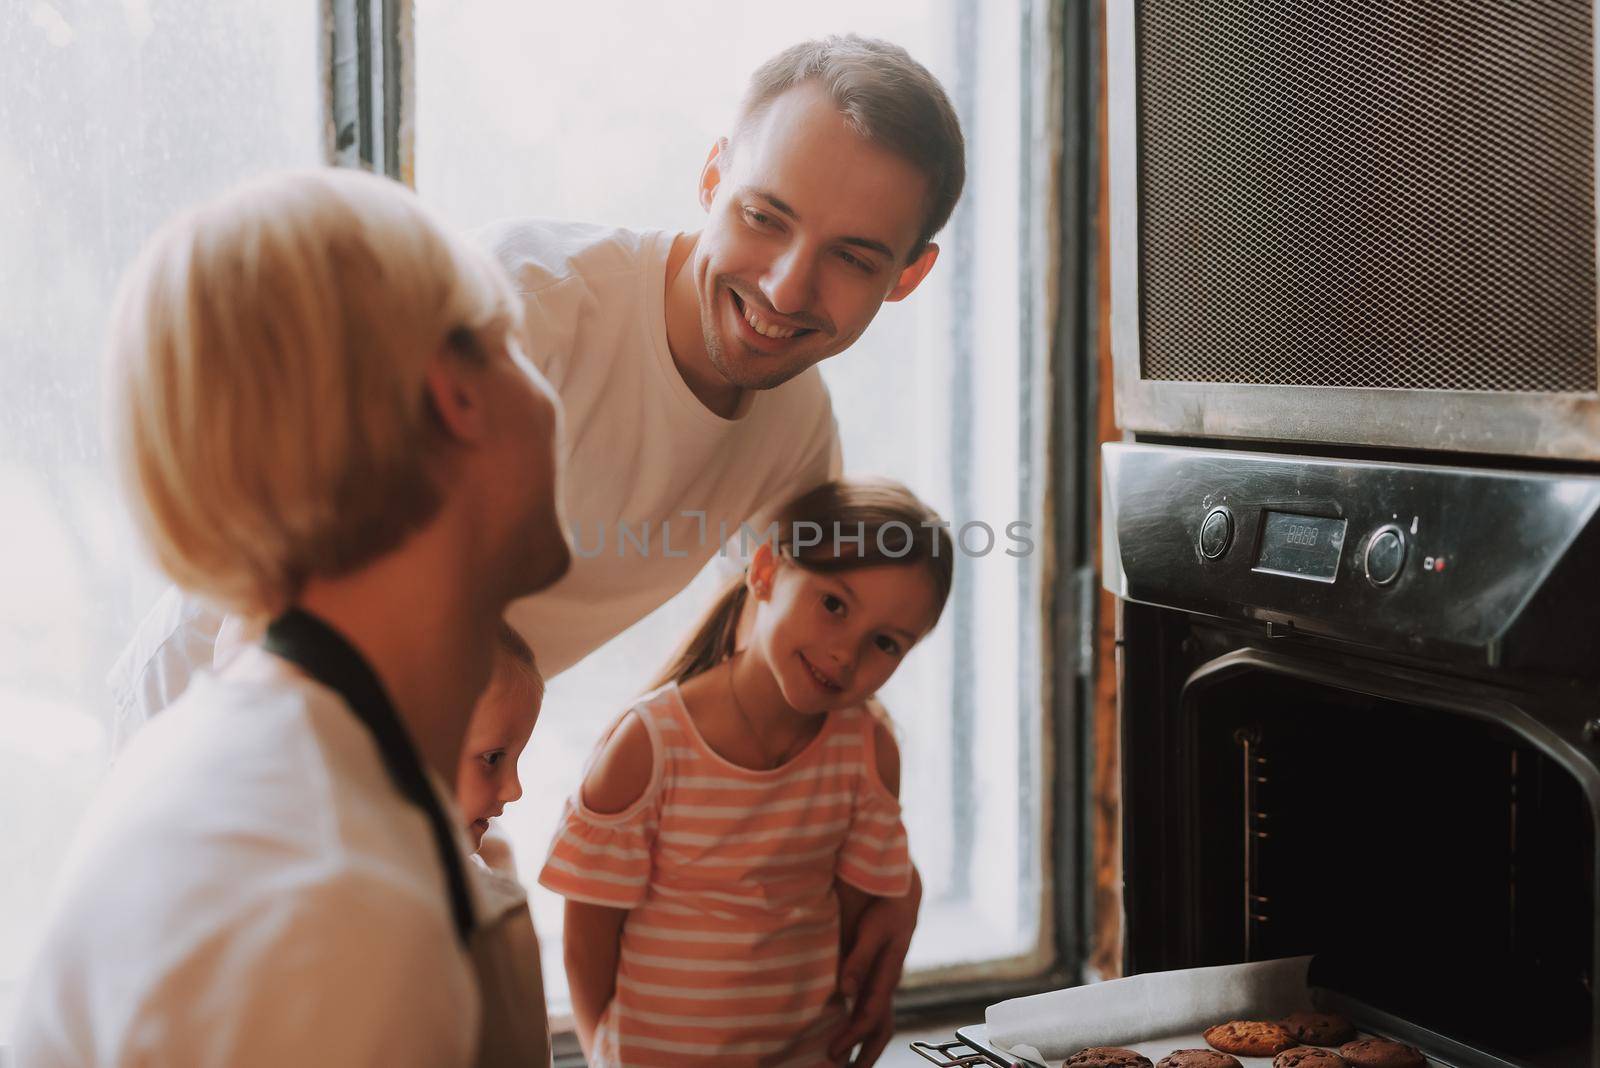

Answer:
[734,35,966,262]
[107,168,521,617]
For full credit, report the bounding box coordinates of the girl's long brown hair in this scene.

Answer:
[650,477,955,689]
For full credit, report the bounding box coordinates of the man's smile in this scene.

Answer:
[727,287,823,346]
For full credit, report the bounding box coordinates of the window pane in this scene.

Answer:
[417,0,1046,1012]
[0,0,322,1035]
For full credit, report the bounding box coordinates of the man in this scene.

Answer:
[111,34,965,1067]
[19,168,567,1065]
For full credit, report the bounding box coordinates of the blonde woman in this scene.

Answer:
[15,168,569,1067]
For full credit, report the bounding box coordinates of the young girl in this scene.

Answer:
[540,478,954,1067]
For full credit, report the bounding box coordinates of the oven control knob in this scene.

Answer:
[1365,527,1406,586]
[1200,507,1233,560]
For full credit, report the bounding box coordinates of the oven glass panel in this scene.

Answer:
[1254,511,1347,582]
[1187,673,1594,1068]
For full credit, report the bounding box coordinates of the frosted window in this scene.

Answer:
[0,0,322,1038]
[417,0,1047,1013]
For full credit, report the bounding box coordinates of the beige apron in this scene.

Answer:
[469,861,552,1067]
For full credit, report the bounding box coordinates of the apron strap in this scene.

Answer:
[263,607,475,946]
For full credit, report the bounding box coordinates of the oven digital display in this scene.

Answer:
[1254,511,1347,582]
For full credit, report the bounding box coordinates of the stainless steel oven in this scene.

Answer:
[1106,0,1600,461]
[1098,3,1600,1066]
[1103,442,1600,1068]
[916,5,1600,1064]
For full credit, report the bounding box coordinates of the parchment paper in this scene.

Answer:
[986,957,1316,1064]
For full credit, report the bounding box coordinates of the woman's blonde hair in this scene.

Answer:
[106,168,520,617]
[651,477,955,689]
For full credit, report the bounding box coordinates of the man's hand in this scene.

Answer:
[830,868,922,1066]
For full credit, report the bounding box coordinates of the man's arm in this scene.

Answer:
[831,866,922,1067]
[838,880,874,952]
[831,715,920,1068]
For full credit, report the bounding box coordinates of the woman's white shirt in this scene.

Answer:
[13,664,480,1067]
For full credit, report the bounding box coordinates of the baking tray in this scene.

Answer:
[908,958,1455,1068]
[910,1022,1448,1068]
[909,1024,1036,1067]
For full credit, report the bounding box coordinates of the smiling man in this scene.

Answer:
[476,36,963,688]
[110,33,963,1068]
[667,73,951,410]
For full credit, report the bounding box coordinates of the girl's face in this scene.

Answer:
[746,547,942,715]
[456,658,541,850]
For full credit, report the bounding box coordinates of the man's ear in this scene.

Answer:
[423,346,489,445]
[699,137,730,213]
[886,242,940,303]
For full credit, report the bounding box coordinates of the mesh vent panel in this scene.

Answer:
[1137,0,1597,392]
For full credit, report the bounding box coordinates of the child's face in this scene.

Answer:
[747,549,940,715]
[456,659,541,851]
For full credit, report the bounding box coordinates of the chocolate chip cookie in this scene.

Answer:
[1339,1039,1426,1068]
[1065,1048,1154,1068]
[1204,1020,1297,1057]
[1158,1050,1243,1068]
[1274,1047,1348,1068]
[1279,1011,1357,1046]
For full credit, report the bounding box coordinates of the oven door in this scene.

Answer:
[1104,441,1600,1066]
[1119,637,1599,1068]
[1105,1,1600,461]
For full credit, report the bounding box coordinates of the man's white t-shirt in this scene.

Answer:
[13,664,483,1066]
[106,219,841,726]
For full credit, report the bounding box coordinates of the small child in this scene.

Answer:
[212,616,543,868]
[540,478,955,1066]
[457,621,543,870]
[454,622,556,1063]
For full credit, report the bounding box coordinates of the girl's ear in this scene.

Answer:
[746,541,778,600]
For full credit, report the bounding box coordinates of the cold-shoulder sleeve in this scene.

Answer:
[537,709,663,909]
[835,708,913,897]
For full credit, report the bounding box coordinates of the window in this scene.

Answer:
[0,0,323,1034]
[416,0,1052,1012]
[0,0,1059,1042]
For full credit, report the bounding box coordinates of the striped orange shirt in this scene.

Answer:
[539,683,912,1067]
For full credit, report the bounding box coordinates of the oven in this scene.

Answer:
[918,3,1600,1065]
[1104,443,1600,1068]
[1097,0,1600,1062]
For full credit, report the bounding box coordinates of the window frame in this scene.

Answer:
[326,0,408,179]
